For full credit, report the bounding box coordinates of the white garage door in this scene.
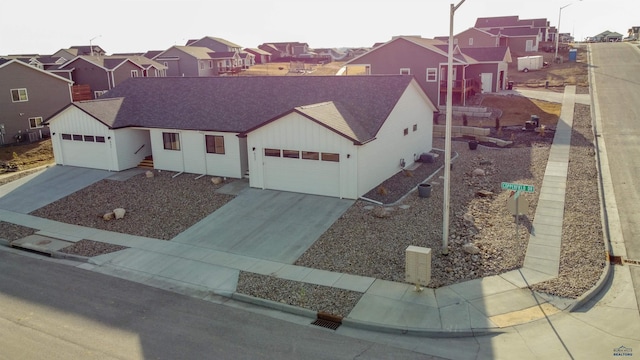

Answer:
[60,134,111,170]
[262,149,341,197]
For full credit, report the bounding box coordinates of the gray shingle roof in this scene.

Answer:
[72,98,125,128]
[97,76,416,142]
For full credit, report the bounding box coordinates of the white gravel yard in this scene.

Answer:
[0,101,605,317]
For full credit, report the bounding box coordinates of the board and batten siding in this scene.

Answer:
[48,106,117,171]
[149,129,243,178]
[113,129,152,170]
[356,82,434,195]
[247,112,359,199]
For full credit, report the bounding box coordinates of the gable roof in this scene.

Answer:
[458,47,512,63]
[0,59,74,84]
[91,76,421,143]
[156,46,214,60]
[189,36,242,49]
[475,16,520,28]
[69,98,125,127]
[487,27,540,37]
[289,101,372,143]
[346,36,462,65]
[244,47,271,55]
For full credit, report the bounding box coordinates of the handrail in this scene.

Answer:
[134,144,145,154]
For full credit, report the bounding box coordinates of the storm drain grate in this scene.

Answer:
[609,254,623,265]
[311,318,341,331]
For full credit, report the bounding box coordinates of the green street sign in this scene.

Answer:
[501,182,535,193]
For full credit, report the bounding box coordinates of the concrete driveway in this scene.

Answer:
[171,188,354,264]
[0,165,112,214]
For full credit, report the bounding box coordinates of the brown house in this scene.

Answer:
[343,36,511,107]
[0,59,73,144]
[244,48,271,64]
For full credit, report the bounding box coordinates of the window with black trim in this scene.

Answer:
[205,135,225,154]
[62,133,72,140]
[413,124,418,132]
[11,88,28,102]
[163,132,180,150]
[84,135,95,142]
[96,136,105,143]
[403,128,409,136]
[264,148,281,157]
[29,117,43,129]
[72,134,83,141]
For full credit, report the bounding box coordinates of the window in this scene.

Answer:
[302,151,319,160]
[94,90,107,98]
[413,124,418,132]
[205,135,225,154]
[72,134,83,141]
[84,135,95,142]
[400,68,411,75]
[264,148,281,157]
[130,70,139,77]
[321,153,339,162]
[96,136,106,143]
[29,117,43,129]
[61,133,72,140]
[403,128,409,136]
[200,61,205,70]
[209,60,213,69]
[163,132,180,150]
[469,37,474,46]
[282,150,300,159]
[163,61,168,68]
[426,68,437,82]
[11,88,28,102]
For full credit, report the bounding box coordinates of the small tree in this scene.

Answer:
[495,116,500,130]
[462,114,468,127]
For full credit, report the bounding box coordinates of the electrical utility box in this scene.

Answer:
[405,246,432,287]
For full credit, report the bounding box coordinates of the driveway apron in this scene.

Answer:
[171,188,354,264]
[0,165,112,214]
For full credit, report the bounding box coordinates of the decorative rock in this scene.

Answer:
[363,205,375,211]
[103,212,115,221]
[145,170,154,178]
[211,177,223,185]
[113,208,126,219]
[476,190,494,197]
[472,168,486,177]
[462,243,481,255]
[372,207,391,218]
[399,205,410,210]
[463,213,474,224]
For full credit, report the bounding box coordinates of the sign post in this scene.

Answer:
[502,182,534,241]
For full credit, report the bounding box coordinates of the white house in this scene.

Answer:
[45,76,437,199]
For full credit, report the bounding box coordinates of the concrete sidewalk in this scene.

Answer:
[1,86,638,354]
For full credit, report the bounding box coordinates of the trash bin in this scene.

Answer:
[468,140,478,150]
[418,183,432,198]
[568,49,577,62]
[507,81,514,90]
[531,115,540,128]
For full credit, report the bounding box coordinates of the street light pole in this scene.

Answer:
[555,1,580,60]
[89,35,101,57]
[443,0,466,255]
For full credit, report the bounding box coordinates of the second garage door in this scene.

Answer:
[262,149,341,198]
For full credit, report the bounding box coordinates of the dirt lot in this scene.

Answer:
[0,139,54,176]
[507,43,589,89]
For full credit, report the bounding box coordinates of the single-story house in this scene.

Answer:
[45,76,437,199]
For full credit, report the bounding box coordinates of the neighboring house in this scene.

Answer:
[474,15,549,52]
[186,36,243,53]
[239,52,255,69]
[258,42,310,60]
[154,46,218,77]
[628,26,640,40]
[448,28,503,48]
[244,48,271,64]
[593,30,624,42]
[485,27,540,52]
[45,76,437,199]
[343,36,511,107]
[57,55,166,99]
[0,59,73,145]
[69,45,107,56]
[475,16,550,41]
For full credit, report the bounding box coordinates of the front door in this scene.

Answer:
[481,73,493,93]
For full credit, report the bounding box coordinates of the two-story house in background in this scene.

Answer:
[0,59,73,144]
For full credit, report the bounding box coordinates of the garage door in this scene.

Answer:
[60,134,111,170]
[262,149,341,197]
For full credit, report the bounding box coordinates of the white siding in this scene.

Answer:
[357,81,435,195]
[149,129,243,178]
[247,112,358,199]
[48,106,116,170]
[113,129,151,170]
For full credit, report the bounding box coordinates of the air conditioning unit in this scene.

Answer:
[405,246,431,291]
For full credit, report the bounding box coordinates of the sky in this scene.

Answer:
[1,0,635,56]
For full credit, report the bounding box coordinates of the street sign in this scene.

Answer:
[501,182,534,193]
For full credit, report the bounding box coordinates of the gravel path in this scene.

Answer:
[0,101,605,317]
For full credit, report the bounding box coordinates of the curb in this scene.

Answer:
[341,317,501,338]
[231,293,317,320]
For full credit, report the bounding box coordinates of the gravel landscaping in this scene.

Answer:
[0,99,605,317]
